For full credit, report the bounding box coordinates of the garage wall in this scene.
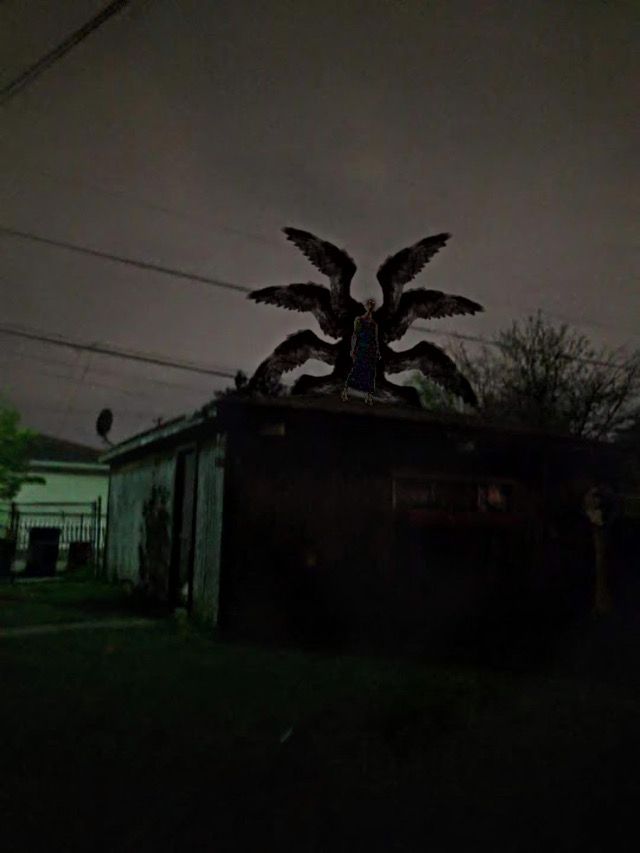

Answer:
[192,434,226,626]
[105,451,176,597]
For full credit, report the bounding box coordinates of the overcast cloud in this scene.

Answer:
[1,0,638,446]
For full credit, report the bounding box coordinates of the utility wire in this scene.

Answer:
[1,1,132,106]
[1,225,632,370]
[0,358,158,399]
[0,225,252,293]
[5,215,636,353]
[0,323,238,379]
[8,156,638,337]
[0,346,218,393]
[20,400,162,419]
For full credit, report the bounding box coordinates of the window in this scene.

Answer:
[395,478,476,512]
[394,477,516,513]
[477,483,513,512]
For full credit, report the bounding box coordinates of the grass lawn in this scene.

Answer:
[0,568,168,628]
[2,576,640,852]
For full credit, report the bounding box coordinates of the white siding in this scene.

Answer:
[16,470,109,509]
[192,434,226,626]
[106,452,176,585]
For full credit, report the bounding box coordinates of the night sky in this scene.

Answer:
[1,0,638,447]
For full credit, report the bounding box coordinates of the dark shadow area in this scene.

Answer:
[4,566,640,853]
[70,587,174,619]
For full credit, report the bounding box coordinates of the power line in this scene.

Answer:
[0,346,218,394]
[1,226,633,371]
[0,357,156,398]
[1,1,132,106]
[0,225,253,293]
[6,158,637,340]
[2,223,636,353]
[1,313,625,391]
[0,323,239,379]
[18,400,163,420]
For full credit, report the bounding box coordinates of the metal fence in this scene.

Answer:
[0,499,106,569]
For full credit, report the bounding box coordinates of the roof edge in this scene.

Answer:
[214,395,618,448]
[30,460,109,473]
[100,409,217,464]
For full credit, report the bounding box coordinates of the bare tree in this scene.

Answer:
[408,313,640,440]
[404,374,462,414]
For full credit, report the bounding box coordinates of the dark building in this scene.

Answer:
[101,396,637,649]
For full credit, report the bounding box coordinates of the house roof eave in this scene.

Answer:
[29,460,110,474]
[100,409,218,465]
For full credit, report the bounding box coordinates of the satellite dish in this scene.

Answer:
[96,408,113,445]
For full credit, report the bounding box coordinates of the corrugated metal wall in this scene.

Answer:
[192,434,226,626]
[106,451,176,590]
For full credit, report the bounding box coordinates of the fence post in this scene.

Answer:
[101,471,111,583]
[95,498,102,577]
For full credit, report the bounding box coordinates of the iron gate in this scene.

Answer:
[1,499,106,574]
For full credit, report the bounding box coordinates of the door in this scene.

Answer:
[170,449,198,610]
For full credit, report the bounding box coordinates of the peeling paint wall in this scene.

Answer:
[106,452,176,595]
[192,434,226,626]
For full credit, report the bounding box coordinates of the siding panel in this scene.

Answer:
[106,452,176,594]
[192,434,226,626]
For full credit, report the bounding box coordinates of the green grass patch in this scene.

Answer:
[0,625,515,851]
[3,617,640,852]
[0,570,167,628]
[3,575,640,851]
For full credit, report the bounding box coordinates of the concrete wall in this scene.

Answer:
[106,451,176,595]
[192,434,226,626]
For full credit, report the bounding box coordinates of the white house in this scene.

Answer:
[1,435,109,573]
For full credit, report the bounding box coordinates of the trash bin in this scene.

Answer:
[24,527,61,577]
[0,537,16,580]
